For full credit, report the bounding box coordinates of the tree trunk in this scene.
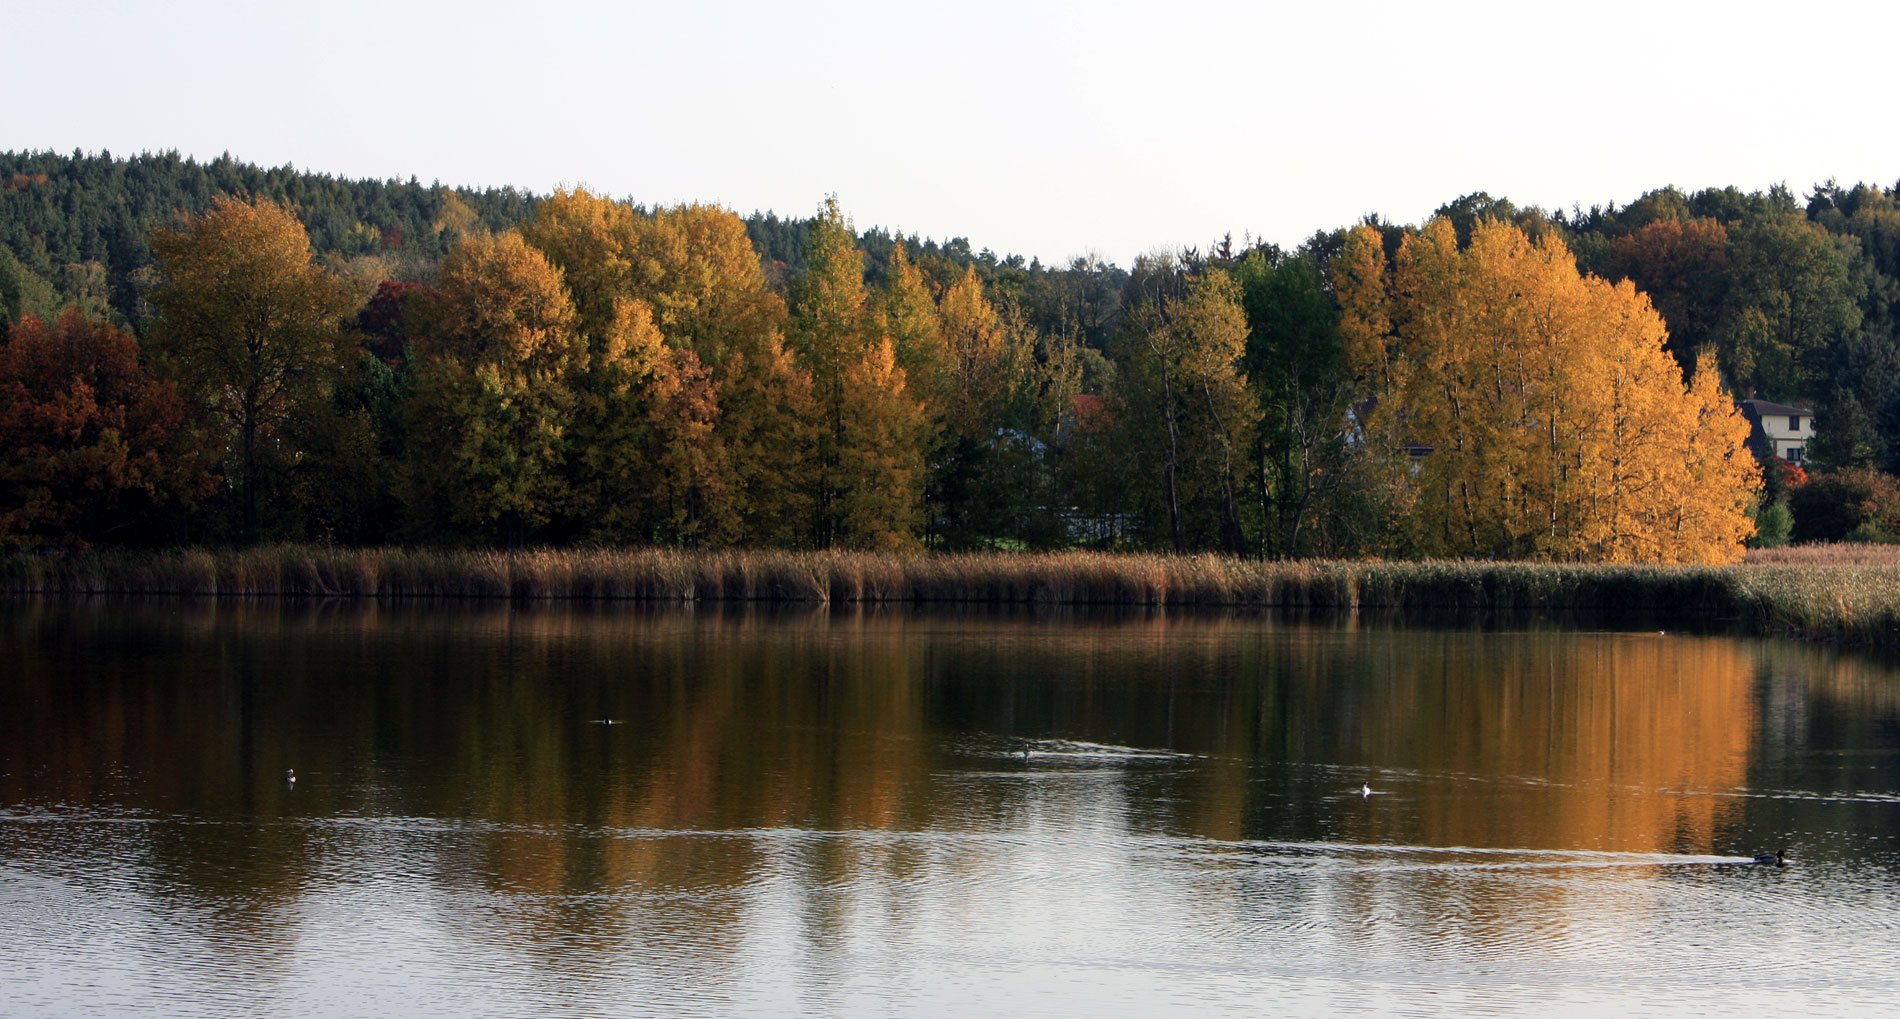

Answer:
[1162,364,1184,552]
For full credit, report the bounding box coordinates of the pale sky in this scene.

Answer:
[8,0,1899,267]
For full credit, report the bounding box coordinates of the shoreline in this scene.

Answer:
[6,545,1900,645]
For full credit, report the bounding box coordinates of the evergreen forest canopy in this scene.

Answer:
[7,148,1900,560]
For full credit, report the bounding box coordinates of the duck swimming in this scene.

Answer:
[1361,783,1373,798]
[1753,850,1785,866]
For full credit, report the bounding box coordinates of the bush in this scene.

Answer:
[1748,499,1793,549]
[1788,467,1900,544]
[1845,521,1900,544]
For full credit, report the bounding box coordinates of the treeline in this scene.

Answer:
[0,180,1130,554]
[4,149,1899,559]
[0,149,1128,350]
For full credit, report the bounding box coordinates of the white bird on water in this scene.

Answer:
[1361,782,1372,798]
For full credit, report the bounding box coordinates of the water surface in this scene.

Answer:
[3,601,1898,1016]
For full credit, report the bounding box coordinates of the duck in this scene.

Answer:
[1361,783,1373,798]
[1753,850,1785,866]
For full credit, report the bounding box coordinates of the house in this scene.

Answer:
[1737,398,1815,464]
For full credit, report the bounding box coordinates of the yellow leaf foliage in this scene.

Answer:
[835,336,926,549]
[147,195,356,536]
[789,197,927,547]
[407,231,584,538]
[875,243,947,416]
[1338,218,1756,564]
[519,189,812,544]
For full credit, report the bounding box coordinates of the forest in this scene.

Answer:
[5,148,1900,563]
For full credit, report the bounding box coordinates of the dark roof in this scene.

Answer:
[1738,399,1813,417]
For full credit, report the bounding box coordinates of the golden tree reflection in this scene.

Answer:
[3,600,1880,976]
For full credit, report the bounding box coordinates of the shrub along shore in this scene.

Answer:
[4,545,1900,644]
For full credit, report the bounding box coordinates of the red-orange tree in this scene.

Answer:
[0,310,208,546]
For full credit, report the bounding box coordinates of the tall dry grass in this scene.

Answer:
[1743,542,1900,566]
[5,545,1900,643]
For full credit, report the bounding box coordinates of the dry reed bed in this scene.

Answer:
[1742,542,1900,566]
[5,546,1900,642]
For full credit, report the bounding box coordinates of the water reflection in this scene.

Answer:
[3,600,1899,1016]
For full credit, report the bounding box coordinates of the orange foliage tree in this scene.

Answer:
[1339,218,1758,563]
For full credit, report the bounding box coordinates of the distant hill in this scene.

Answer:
[0,149,1096,338]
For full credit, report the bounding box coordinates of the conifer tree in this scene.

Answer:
[876,243,948,413]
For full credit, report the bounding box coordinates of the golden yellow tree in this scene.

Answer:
[835,337,927,548]
[789,198,925,547]
[1652,350,1760,562]
[406,231,586,544]
[148,196,355,539]
[626,203,816,544]
[1336,225,1395,392]
[937,265,1013,437]
[1339,218,1755,564]
[520,191,730,542]
[520,189,813,544]
[876,243,948,413]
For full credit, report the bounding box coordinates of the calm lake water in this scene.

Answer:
[3,600,1899,1017]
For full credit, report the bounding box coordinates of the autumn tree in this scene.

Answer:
[0,310,211,546]
[567,294,724,544]
[875,243,948,412]
[519,189,814,544]
[405,232,585,544]
[788,198,925,547]
[518,190,720,542]
[1338,218,1756,564]
[628,202,817,544]
[357,280,423,365]
[1606,216,1731,376]
[147,196,356,540]
[927,265,1051,547]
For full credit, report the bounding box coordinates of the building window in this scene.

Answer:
[1788,446,1803,463]
[1789,415,1801,431]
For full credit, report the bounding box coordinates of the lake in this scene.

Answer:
[3,600,1898,1016]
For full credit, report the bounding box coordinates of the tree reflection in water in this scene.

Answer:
[3,600,1897,1016]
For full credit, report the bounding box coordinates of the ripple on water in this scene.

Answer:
[953,735,1200,763]
[6,807,1900,1016]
